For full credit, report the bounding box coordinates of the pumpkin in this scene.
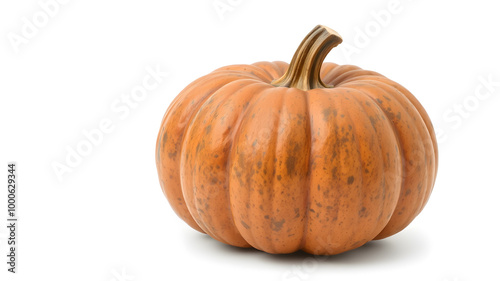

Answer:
[156,25,438,255]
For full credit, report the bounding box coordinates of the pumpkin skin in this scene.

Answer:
[156,26,438,255]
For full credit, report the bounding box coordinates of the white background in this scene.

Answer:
[1,0,499,280]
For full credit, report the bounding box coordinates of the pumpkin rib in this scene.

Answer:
[341,96,369,248]
[230,87,311,253]
[302,89,358,254]
[362,79,436,208]
[157,72,260,233]
[352,81,431,239]
[226,87,282,251]
[179,78,265,237]
[265,87,310,253]
[346,84,407,238]
[367,80,437,216]
[182,79,271,245]
[376,78,439,190]
[181,79,253,241]
[346,89,397,241]
[351,87,404,219]
[349,93,390,235]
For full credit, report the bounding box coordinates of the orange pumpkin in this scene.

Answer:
[156,25,438,255]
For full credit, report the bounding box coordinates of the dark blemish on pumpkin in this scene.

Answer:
[322,108,331,121]
[383,95,391,101]
[359,206,367,217]
[364,169,369,173]
[341,137,349,143]
[271,219,285,231]
[214,154,219,158]
[200,184,205,190]
[369,116,377,129]
[196,143,200,153]
[169,175,173,179]
[263,168,267,175]
[177,197,182,201]
[205,125,212,134]
[293,143,300,152]
[417,182,423,192]
[332,151,337,159]
[340,114,345,118]
[246,203,250,209]
[241,220,250,229]
[396,112,401,120]
[168,151,177,159]
[326,206,333,210]
[252,113,255,118]
[316,202,323,208]
[331,167,338,178]
[376,98,383,103]
[309,208,316,213]
[257,161,262,169]
[286,156,296,175]
[258,189,263,195]
[294,208,300,218]
[210,177,218,185]
[405,189,412,196]
[259,204,263,210]
[264,215,269,219]
[317,185,321,191]
[347,176,355,185]
[409,160,414,166]
[197,208,204,214]
[277,175,282,181]
[216,165,220,169]
[274,158,278,163]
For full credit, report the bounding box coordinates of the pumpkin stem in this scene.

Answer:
[271,25,343,91]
